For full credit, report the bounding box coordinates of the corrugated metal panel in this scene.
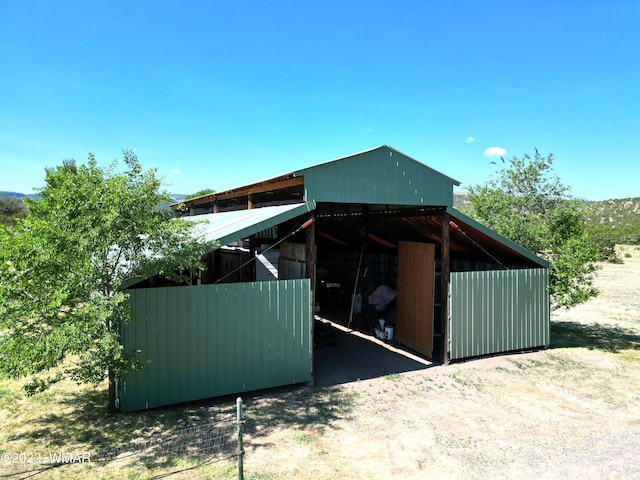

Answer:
[449,268,550,360]
[295,146,457,206]
[118,279,312,412]
[185,201,316,249]
[279,242,307,280]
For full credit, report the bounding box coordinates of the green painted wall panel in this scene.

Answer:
[449,268,550,360]
[297,146,456,206]
[118,279,312,413]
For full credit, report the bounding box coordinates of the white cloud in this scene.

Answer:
[483,146,506,157]
[465,136,475,144]
[171,168,181,174]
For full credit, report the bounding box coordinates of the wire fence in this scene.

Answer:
[1,398,245,480]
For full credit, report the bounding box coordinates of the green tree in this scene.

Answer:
[0,150,213,412]
[467,149,599,309]
[0,194,27,226]
[586,226,619,261]
[185,188,215,200]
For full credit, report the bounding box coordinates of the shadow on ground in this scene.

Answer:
[241,321,435,445]
[9,383,238,473]
[5,316,434,472]
[241,384,357,450]
[313,324,434,387]
[551,320,640,353]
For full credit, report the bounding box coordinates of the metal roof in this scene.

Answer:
[179,145,460,210]
[446,207,549,268]
[185,201,316,251]
[174,145,545,268]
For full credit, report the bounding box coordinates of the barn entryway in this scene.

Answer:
[312,316,434,387]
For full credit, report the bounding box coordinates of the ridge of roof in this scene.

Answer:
[294,145,461,186]
[179,145,460,206]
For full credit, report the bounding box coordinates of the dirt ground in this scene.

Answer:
[242,245,640,479]
[1,248,638,479]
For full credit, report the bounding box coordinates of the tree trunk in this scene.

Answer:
[107,367,117,413]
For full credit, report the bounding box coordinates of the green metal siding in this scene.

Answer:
[449,268,550,360]
[296,146,457,206]
[118,279,312,412]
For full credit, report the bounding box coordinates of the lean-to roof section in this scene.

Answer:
[185,201,316,251]
[446,207,549,268]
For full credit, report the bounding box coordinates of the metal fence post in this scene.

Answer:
[237,397,244,480]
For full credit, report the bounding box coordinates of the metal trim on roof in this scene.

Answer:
[185,201,316,250]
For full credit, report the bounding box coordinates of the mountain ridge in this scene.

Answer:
[453,192,640,247]
[1,191,188,202]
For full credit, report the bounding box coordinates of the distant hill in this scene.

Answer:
[0,191,39,200]
[581,197,640,228]
[2,191,186,202]
[453,192,472,214]
[454,192,640,248]
[581,197,640,246]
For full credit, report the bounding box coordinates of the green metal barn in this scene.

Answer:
[118,145,549,412]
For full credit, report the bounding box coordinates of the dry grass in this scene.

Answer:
[1,246,639,479]
[0,374,239,479]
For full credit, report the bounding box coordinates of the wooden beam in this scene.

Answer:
[440,212,451,365]
[305,212,316,388]
[367,233,397,249]
[249,235,256,281]
[205,176,305,203]
[317,230,349,246]
[213,249,221,282]
[305,213,316,294]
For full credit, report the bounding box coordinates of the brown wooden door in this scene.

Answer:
[395,241,435,357]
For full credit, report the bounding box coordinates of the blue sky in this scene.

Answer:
[1,1,638,201]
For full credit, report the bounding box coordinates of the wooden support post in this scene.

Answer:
[249,236,257,282]
[305,213,316,293]
[213,249,222,283]
[213,201,219,214]
[440,211,451,365]
[305,212,316,387]
[247,193,253,210]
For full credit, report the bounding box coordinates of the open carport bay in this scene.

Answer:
[312,313,434,388]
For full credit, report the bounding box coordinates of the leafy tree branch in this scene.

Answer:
[467,149,599,309]
[0,149,214,412]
